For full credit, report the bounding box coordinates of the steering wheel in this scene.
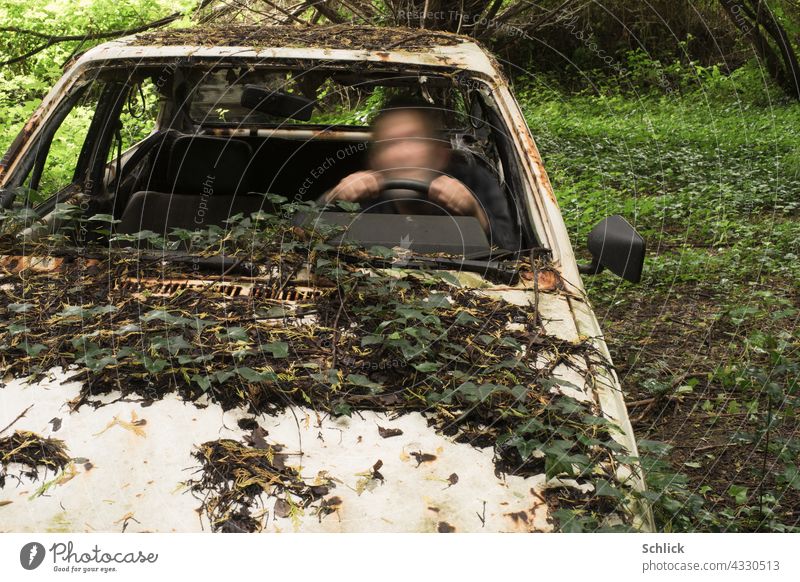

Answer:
[377,178,431,204]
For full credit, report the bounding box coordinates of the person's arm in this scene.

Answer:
[430,166,519,250]
[320,171,382,205]
[428,176,489,231]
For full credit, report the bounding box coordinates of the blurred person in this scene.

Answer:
[320,97,518,250]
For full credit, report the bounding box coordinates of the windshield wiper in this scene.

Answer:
[40,248,260,277]
[119,251,259,276]
[401,256,520,284]
[336,251,521,284]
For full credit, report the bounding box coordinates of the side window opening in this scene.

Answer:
[23,81,104,206]
[116,78,161,155]
[15,76,160,209]
[104,78,161,196]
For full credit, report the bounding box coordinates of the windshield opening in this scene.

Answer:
[2,63,535,261]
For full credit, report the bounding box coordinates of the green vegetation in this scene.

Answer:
[0,202,645,532]
[519,56,799,531]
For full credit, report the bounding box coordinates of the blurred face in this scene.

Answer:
[369,110,447,180]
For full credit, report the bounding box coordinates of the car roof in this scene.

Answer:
[71,25,503,81]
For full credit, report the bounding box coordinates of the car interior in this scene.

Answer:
[7,64,536,256]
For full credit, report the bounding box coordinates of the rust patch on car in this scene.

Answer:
[506,510,529,524]
[0,255,100,274]
[519,129,559,206]
[517,267,564,292]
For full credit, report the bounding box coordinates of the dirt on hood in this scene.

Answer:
[131,24,469,51]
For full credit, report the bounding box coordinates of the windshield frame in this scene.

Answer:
[2,56,546,269]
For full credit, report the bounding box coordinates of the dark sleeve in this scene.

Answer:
[451,163,520,251]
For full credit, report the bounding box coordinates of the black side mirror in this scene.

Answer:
[578,215,645,283]
[240,85,314,121]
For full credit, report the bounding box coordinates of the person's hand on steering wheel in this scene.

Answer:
[325,172,489,234]
[429,175,489,232]
[323,171,382,204]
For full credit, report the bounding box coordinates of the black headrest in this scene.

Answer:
[167,136,253,196]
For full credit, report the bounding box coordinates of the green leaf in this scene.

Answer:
[8,323,30,335]
[237,367,276,383]
[213,370,235,384]
[437,271,462,287]
[142,356,168,374]
[221,327,249,342]
[332,401,353,416]
[453,311,479,326]
[781,465,800,490]
[191,374,211,392]
[23,343,47,356]
[727,484,749,505]
[87,213,121,224]
[336,201,360,212]
[262,341,289,358]
[412,362,439,372]
[346,374,383,391]
[594,479,623,498]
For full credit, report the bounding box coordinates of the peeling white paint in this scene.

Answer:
[1,370,561,532]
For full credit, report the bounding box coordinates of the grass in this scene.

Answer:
[519,62,800,531]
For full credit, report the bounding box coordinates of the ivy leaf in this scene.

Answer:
[346,374,383,392]
[413,361,439,373]
[781,465,800,490]
[332,401,352,416]
[453,311,479,326]
[191,374,212,392]
[361,334,384,347]
[368,245,395,259]
[424,293,451,308]
[237,367,276,383]
[8,323,30,335]
[262,341,289,358]
[727,484,749,505]
[336,201,360,212]
[142,356,168,374]
[512,437,540,460]
[437,272,462,287]
[87,214,121,224]
[457,382,505,402]
[594,479,623,498]
[23,343,47,356]
[213,370,235,384]
[220,327,249,342]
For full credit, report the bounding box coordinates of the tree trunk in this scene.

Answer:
[719,0,800,99]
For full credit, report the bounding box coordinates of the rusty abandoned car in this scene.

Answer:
[0,25,650,532]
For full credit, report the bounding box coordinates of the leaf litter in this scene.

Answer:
[0,212,644,531]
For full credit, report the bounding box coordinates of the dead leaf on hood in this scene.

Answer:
[273,498,291,518]
[94,411,147,438]
[244,426,269,449]
[377,425,403,439]
[411,451,437,466]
